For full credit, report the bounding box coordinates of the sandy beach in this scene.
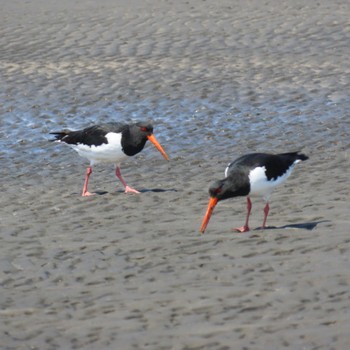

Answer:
[1,0,350,349]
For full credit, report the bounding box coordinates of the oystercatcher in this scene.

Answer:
[50,121,169,196]
[200,152,308,233]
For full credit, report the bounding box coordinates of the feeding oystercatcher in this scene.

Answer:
[200,152,308,233]
[50,121,169,196]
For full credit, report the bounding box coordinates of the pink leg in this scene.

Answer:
[234,197,252,232]
[261,202,270,229]
[116,166,140,194]
[82,166,95,197]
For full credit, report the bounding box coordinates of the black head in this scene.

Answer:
[209,176,250,201]
[123,121,169,160]
[209,179,233,201]
[135,122,154,136]
[201,174,250,233]
[200,178,240,234]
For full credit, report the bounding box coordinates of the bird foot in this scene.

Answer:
[82,191,95,197]
[233,225,250,233]
[124,186,140,194]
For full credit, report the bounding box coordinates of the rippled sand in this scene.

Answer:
[1,0,350,349]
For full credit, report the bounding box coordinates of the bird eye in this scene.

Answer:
[214,187,222,194]
[140,127,148,132]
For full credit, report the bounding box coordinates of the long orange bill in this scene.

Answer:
[200,197,218,233]
[147,134,169,161]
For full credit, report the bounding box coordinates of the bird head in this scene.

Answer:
[199,179,226,234]
[134,122,169,161]
[200,176,250,233]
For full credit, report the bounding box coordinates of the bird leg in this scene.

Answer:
[82,166,95,197]
[116,166,140,194]
[234,197,252,232]
[261,202,270,229]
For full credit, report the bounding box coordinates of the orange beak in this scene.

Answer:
[147,134,169,161]
[200,197,218,233]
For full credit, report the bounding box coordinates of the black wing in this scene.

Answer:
[264,152,308,180]
[227,152,308,181]
[50,122,128,146]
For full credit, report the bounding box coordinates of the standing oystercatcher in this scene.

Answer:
[50,121,169,196]
[200,152,308,233]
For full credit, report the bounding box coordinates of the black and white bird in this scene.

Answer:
[200,152,308,233]
[50,121,169,196]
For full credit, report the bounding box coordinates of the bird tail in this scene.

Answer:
[49,130,71,142]
[280,151,309,161]
[297,153,308,161]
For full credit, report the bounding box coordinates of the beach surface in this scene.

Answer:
[1,0,350,349]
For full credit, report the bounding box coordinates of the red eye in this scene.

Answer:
[214,187,222,194]
[140,127,148,132]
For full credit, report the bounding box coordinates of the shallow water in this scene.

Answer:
[1,0,349,170]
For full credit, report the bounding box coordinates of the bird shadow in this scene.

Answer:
[139,188,178,193]
[94,188,178,195]
[94,191,109,195]
[253,220,330,231]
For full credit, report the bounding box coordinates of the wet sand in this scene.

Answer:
[1,0,350,349]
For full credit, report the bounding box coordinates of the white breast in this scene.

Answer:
[70,132,127,165]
